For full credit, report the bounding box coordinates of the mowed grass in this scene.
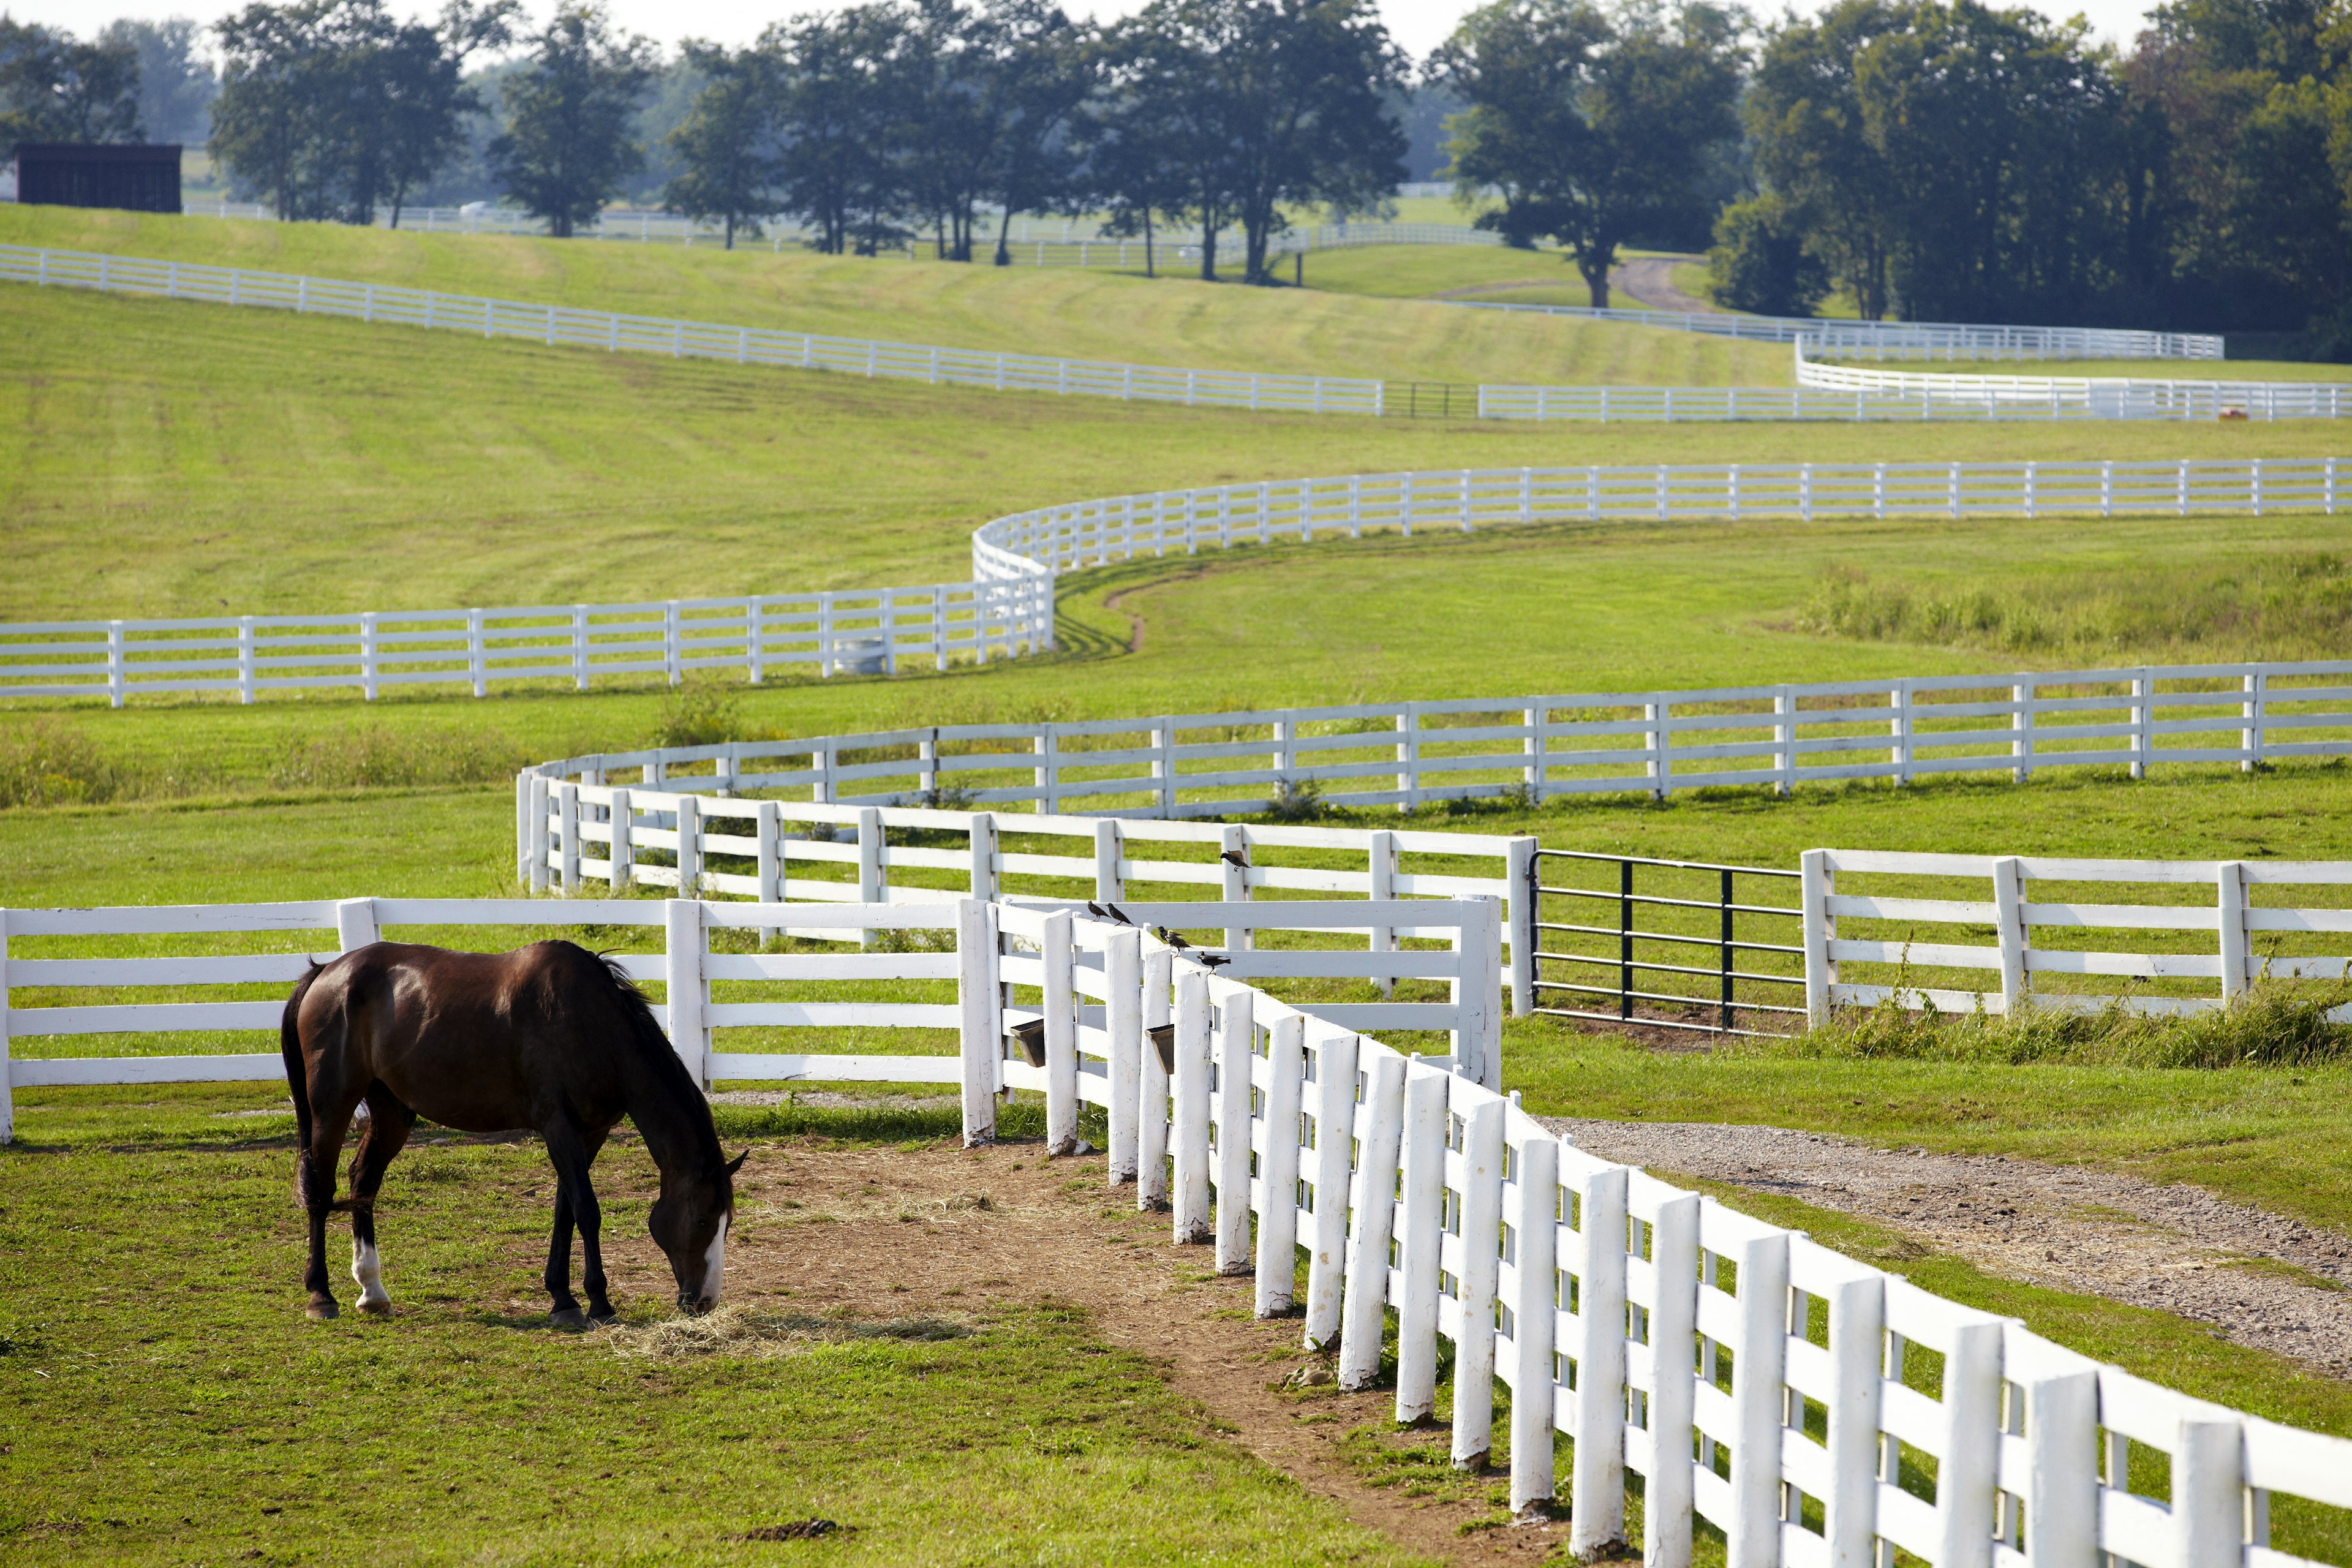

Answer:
[4,281,2341,624]
[0,203,1789,390]
[1301,241,1605,307]
[0,1110,1426,1567]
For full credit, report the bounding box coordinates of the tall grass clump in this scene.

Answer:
[0,718,129,807]
[1794,552,2352,660]
[270,723,529,790]
[1782,982,2352,1069]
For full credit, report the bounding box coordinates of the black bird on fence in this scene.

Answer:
[1219,849,1250,869]
[1086,902,1109,921]
[1153,927,1194,952]
[1197,953,1233,971]
[1106,902,1136,926]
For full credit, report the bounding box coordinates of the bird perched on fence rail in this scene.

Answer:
[1219,849,1250,869]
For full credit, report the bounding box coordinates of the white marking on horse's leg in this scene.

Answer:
[699,1217,728,1309]
[352,1239,391,1314]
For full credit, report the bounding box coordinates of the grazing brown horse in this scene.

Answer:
[279,940,743,1327]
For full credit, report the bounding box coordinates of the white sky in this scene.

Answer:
[12,0,2157,69]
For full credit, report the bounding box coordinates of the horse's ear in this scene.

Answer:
[725,1150,749,1177]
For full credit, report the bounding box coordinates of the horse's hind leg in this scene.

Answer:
[299,1088,364,1321]
[347,1085,416,1316]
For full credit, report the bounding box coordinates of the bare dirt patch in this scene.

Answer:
[1544,1116,2352,1376]
[684,1138,1567,1565]
[1608,255,1716,315]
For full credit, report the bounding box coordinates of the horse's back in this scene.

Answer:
[296,941,635,1134]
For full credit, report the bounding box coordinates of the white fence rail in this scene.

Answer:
[0,245,1385,416]
[0,581,1052,705]
[1798,850,2352,1023]
[1793,342,2352,420]
[1455,298,2224,360]
[10,892,2351,1558]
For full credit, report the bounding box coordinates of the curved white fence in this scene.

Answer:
[1794,341,2352,420]
[7,891,2350,1562]
[8,462,2345,704]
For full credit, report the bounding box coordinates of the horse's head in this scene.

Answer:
[651,1149,747,1314]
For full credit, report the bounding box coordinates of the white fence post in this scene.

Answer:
[2243,669,2266,772]
[1507,1130,1560,1517]
[1933,1317,2005,1568]
[1725,1229,1789,1568]
[1213,986,1254,1273]
[1042,910,1078,1156]
[558,783,581,895]
[1171,970,1214,1244]
[1822,1264,1885,1566]
[1454,899,1502,1090]
[1338,1050,1407,1390]
[2023,1370,2100,1568]
[528,775,552,892]
[1137,947,1174,1211]
[968,812,999,902]
[513,772,533,885]
[1221,824,1251,950]
[1567,1163,1629,1554]
[857,807,884,948]
[1392,1064,1449,1424]
[1254,1012,1305,1317]
[1449,1093,1505,1470]
[957,899,1001,1147]
[1368,831,1398,998]
[2218,860,2250,1001]
[675,793,701,898]
[1643,1191,1702,1559]
[1302,1028,1360,1352]
[1094,820,1124,904]
[752,799,777,940]
[1505,837,1537,1018]
[1105,928,1142,1183]
[1801,848,1833,1027]
[335,897,380,952]
[1993,857,2027,1014]
[663,899,709,1088]
[608,787,635,894]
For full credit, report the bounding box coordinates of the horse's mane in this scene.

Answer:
[564,943,726,1172]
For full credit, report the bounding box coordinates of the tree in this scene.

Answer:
[0,18,144,143]
[211,0,347,219]
[1123,0,1407,284]
[101,18,217,145]
[973,0,1097,265]
[1082,35,1192,276]
[768,6,914,254]
[664,42,781,247]
[1434,0,1746,309]
[489,4,658,238]
[371,4,515,226]
[1707,190,1829,313]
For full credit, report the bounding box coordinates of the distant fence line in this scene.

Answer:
[1454,298,2223,361]
[7,462,2343,704]
[0,245,1386,415]
[1793,341,2349,419]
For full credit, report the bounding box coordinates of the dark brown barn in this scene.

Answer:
[11,143,183,214]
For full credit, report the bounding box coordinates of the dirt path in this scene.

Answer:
[1608,255,1715,314]
[1542,1117,2352,1376]
[698,1140,1562,1566]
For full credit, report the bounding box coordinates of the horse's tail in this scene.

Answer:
[282,960,327,1209]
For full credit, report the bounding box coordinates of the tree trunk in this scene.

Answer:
[995,206,1013,266]
[1199,225,1216,282]
[1144,209,1154,279]
[1579,247,1611,311]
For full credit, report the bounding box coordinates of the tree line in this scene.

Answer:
[6,0,2349,336]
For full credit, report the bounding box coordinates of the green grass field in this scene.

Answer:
[2,206,1779,390]
[7,221,2352,1561]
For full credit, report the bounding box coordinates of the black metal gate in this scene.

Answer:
[1384,382,1477,419]
[1528,849,1806,1036]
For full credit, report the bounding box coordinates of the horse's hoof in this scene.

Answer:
[358,1297,393,1317]
[550,1306,588,1331]
[306,1298,339,1321]
[586,1305,618,1327]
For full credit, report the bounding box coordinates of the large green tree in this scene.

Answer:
[488,4,658,238]
[0,17,144,143]
[663,41,782,247]
[1434,0,1745,310]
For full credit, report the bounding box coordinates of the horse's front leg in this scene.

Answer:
[541,1118,610,1327]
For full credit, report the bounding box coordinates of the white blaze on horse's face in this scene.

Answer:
[695,1216,728,1311]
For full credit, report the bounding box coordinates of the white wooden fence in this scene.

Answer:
[1799,850,2352,1023]
[0,245,1386,416]
[968,462,2346,583]
[1454,299,2224,360]
[24,463,2341,704]
[9,891,2351,1559]
[1793,342,2352,420]
[0,580,1051,705]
